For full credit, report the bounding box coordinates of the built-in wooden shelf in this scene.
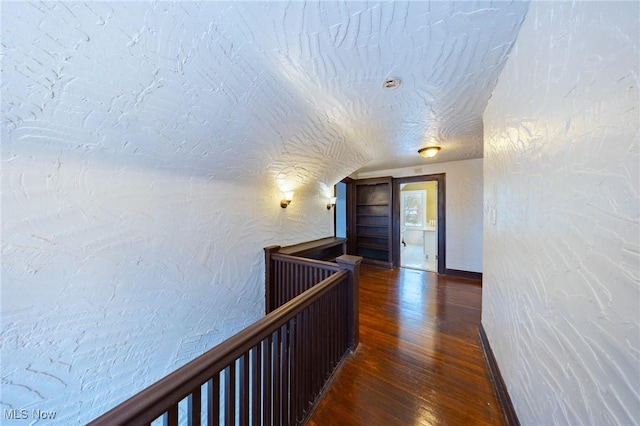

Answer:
[348,177,393,268]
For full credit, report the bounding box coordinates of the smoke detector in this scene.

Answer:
[383,77,401,89]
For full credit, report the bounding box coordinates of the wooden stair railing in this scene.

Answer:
[89,252,361,426]
[267,253,340,310]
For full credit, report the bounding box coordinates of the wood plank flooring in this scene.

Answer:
[307,266,504,426]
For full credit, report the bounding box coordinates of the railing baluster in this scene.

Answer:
[296,310,304,423]
[326,291,331,374]
[273,260,278,310]
[312,268,317,290]
[293,263,298,301]
[324,292,330,376]
[306,263,310,292]
[224,363,236,425]
[271,261,276,312]
[188,386,201,426]
[306,305,313,410]
[288,263,293,303]
[281,323,290,425]
[273,329,281,426]
[263,336,272,426]
[336,286,341,362]
[290,315,298,424]
[287,263,291,301]
[318,295,325,384]
[329,289,335,369]
[301,309,308,422]
[251,344,260,426]
[274,262,286,308]
[297,264,302,294]
[304,264,310,292]
[317,298,324,390]
[293,263,297,301]
[343,281,348,352]
[279,261,284,308]
[208,375,219,426]
[300,309,307,422]
[166,403,178,426]
[240,353,249,426]
[309,302,317,400]
[300,263,304,294]
[326,292,331,376]
[336,285,341,356]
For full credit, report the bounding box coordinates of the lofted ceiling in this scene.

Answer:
[3,1,529,191]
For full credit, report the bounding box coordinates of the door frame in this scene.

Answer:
[392,173,446,273]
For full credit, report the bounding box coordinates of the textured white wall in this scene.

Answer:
[357,158,483,273]
[1,151,334,423]
[2,2,344,422]
[482,2,639,425]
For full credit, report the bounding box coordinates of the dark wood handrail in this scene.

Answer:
[276,237,346,261]
[270,252,342,270]
[89,269,349,426]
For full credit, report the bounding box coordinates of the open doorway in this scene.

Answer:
[399,181,438,271]
[393,174,446,273]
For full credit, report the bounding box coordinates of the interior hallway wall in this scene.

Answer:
[1,3,341,423]
[482,1,639,424]
[358,158,483,273]
[2,152,334,423]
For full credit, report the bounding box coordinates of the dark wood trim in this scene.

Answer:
[264,245,280,315]
[332,183,337,237]
[479,324,520,426]
[345,178,357,255]
[443,269,483,281]
[277,236,346,261]
[437,175,446,274]
[392,173,446,274]
[336,255,362,350]
[270,252,342,270]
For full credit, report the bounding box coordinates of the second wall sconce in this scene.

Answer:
[280,191,294,208]
[327,196,337,210]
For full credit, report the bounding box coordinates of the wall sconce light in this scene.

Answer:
[418,146,441,158]
[327,196,337,210]
[280,191,294,208]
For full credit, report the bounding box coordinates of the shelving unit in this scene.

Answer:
[349,177,393,268]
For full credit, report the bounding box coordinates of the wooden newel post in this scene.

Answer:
[264,245,281,314]
[336,254,362,351]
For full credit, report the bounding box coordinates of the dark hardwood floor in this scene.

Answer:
[307,266,504,426]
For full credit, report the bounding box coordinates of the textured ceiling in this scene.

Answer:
[3,1,529,190]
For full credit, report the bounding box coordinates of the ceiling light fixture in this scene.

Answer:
[418,146,441,158]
